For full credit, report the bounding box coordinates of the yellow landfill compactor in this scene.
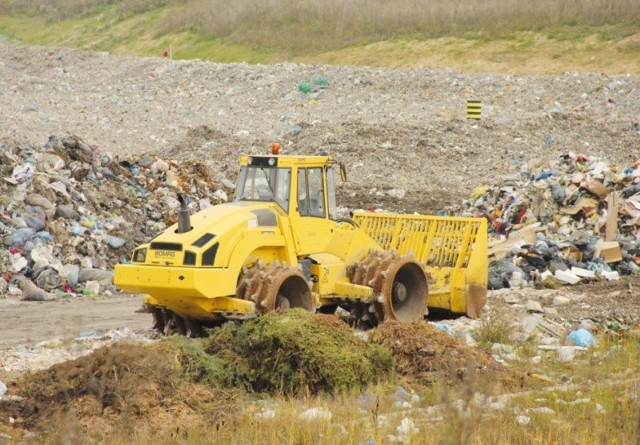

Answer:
[114,148,488,335]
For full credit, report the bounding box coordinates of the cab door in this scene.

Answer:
[291,167,335,255]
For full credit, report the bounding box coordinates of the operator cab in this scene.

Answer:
[234,145,344,221]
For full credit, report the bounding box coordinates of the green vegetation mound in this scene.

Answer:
[179,309,395,395]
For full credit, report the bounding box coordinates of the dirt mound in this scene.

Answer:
[369,321,527,392]
[0,341,239,441]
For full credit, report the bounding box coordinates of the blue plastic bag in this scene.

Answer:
[11,227,35,246]
[567,328,596,347]
[107,235,126,249]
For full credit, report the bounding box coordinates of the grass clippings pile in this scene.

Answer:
[192,309,396,395]
[0,310,396,441]
[0,312,531,442]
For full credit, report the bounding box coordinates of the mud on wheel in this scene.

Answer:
[236,261,314,313]
[349,250,428,328]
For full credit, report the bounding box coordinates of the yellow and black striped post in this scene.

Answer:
[467,100,482,120]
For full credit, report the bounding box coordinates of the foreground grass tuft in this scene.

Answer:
[473,318,516,348]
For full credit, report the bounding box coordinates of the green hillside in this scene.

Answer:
[0,0,639,73]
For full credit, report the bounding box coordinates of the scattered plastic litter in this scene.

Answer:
[557,346,577,362]
[107,236,126,249]
[35,338,64,349]
[253,408,276,420]
[297,81,313,94]
[434,322,454,336]
[298,407,332,421]
[11,164,35,182]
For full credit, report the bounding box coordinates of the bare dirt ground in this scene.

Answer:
[0,295,149,349]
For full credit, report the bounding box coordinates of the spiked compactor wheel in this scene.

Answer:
[236,261,314,313]
[349,250,429,328]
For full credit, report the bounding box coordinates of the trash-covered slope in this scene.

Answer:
[1,132,639,302]
[1,44,639,215]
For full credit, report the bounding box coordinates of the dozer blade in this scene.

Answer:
[353,212,488,317]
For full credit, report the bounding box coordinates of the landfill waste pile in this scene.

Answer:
[463,152,640,290]
[0,135,234,300]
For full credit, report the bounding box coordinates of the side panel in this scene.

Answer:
[308,252,374,302]
[322,222,381,265]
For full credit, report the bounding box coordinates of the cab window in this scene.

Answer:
[326,167,337,220]
[236,166,291,212]
[298,168,325,217]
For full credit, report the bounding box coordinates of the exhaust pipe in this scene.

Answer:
[177,194,191,233]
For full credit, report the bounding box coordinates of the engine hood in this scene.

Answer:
[137,201,284,267]
[168,201,280,238]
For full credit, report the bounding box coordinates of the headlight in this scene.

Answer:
[184,250,196,266]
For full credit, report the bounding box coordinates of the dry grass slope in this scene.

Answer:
[1,0,639,55]
[165,0,640,50]
[1,0,639,71]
